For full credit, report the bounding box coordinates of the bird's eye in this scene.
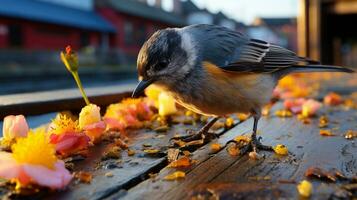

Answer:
[156,60,168,71]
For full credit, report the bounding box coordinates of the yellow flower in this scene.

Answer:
[297,180,313,197]
[12,129,57,169]
[50,113,79,135]
[60,45,78,73]
[79,104,102,129]
[273,144,288,155]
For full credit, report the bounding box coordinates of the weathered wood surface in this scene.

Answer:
[8,112,238,200]
[121,104,357,200]
[1,74,357,200]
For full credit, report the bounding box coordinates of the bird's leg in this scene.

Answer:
[226,112,272,155]
[171,117,220,143]
[250,114,273,152]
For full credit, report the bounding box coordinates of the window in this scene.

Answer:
[124,22,134,45]
[124,22,147,46]
[80,31,90,47]
[8,24,23,47]
[135,24,146,45]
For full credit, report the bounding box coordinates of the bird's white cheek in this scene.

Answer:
[179,31,197,75]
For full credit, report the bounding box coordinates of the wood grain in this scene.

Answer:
[121,104,357,200]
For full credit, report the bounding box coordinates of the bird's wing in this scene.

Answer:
[221,38,307,73]
[189,24,313,73]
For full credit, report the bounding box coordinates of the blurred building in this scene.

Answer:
[249,17,297,51]
[96,0,186,62]
[181,0,242,30]
[0,0,115,50]
[0,0,297,67]
[298,0,357,67]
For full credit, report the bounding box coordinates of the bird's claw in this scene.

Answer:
[170,130,218,148]
[224,136,273,156]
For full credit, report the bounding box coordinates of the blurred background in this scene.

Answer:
[0,0,355,95]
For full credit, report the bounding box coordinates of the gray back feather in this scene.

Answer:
[183,24,248,67]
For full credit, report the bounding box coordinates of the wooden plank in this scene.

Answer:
[0,83,240,200]
[49,119,238,200]
[0,84,136,118]
[122,103,357,200]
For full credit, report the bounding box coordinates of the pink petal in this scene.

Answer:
[272,88,282,99]
[290,106,302,114]
[104,117,125,130]
[124,114,139,126]
[2,115,29,139]
[55,137,78,152]
[50,133,90,155]
[284,98,306,114]
[84,121,106,131]
[83,121,106,141]
[0,152,21,179]
[22,161,72,189]
[13,115,29,138]
[302,99,322,116]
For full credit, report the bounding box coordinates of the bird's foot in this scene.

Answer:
[170,129,218,147]
[225,136,273,157]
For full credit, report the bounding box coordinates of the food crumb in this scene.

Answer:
[74,171,92,183]
[164,171,186,181]
[319,129,335,136]
[168,156,191,168]
[144,149,160,154]
[105,172,114,177]
[275,109,293,118]
[297,180,313,197]
[210,143,222,153]
[227,145,240,156]
[236,113,249,121]
[345,130,357,139]
[324,92,342,106]
[319,115,329,128]
[127,149,135,156]
[102,146,121,160]
[234,135,250,143]
[249,151,262,160]
[273,144,288,155]
[225,117,235,128]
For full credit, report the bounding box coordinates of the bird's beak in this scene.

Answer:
[132,79,155,98]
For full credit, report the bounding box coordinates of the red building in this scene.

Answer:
[96,0,186,60]
[0,0,115,50]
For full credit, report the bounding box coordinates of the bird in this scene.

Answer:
[132,24,354,155]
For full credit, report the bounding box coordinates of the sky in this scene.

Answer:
[40,0,299,25]
[189,0,299,24]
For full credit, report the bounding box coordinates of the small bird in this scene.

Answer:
[132,24,353,154]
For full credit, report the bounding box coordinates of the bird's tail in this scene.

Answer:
[275,63,354,79]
